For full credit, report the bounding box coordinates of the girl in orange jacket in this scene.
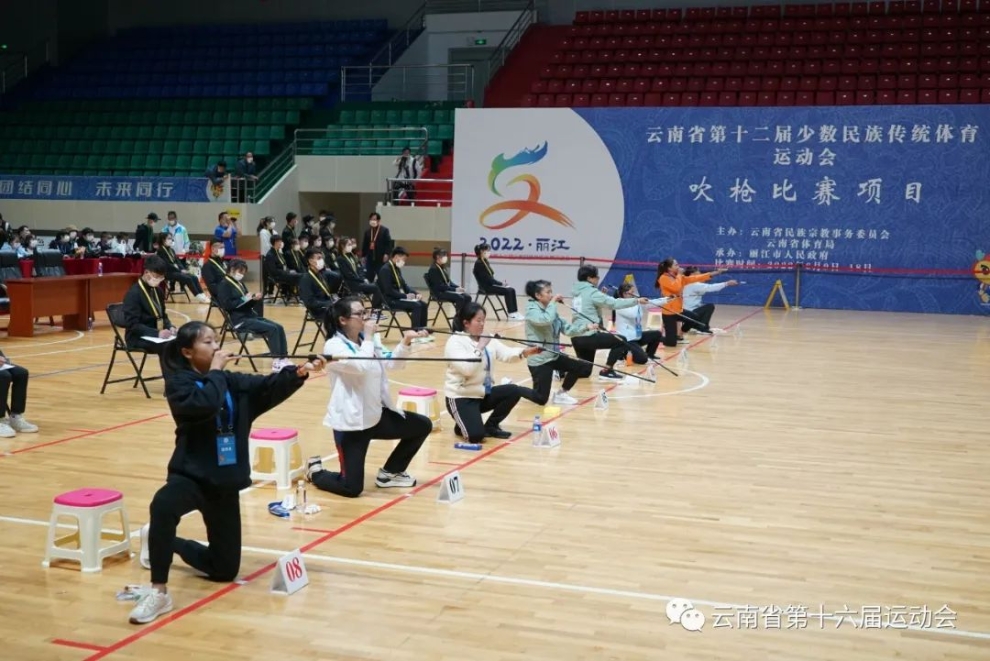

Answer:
[656,258,727,348]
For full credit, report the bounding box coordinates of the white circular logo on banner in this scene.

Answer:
[452,109,625,290]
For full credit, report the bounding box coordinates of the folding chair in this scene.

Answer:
[164,277,191,303]
[424,276,456,329]
[474,289,508,321]
[292,307,327,355]
[377,286,413,339]
[216,306,259,372]
[100,303,164,399]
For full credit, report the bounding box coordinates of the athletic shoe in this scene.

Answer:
[552,370,560,382]
[711,327,726,334]
[677,336,689,344]
[0,422,15,438]
[139,523,151,570]
[8,415,38,433]
[508,312,524,321]
[128,589,173,625]
[597,369,623,381]
[195,293,209,303]
[484,427,512,440]
[306,456,324,482]
[375,469,416,488]
[552,390,578,405]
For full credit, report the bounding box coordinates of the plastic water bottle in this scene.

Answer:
[295,479,307,513]
[532,415,542,441]
[97,261,103,277]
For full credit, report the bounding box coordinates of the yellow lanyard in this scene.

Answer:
[310,269,331,296]
[224,275,246,295]
[163,247,177,265]
[138,280,161,321]
[210,257,225,273]
[437,263,449,284]
[275,250,285,266]
[345,254,357,271]
[389,261,402,287]
[482,258,493,276]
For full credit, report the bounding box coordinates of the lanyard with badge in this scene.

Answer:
[196,383,236,466]
[482,345,492,395]
[635,305,643,337]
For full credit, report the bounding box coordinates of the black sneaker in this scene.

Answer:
[597,369,623,381]
[305,455,323,482]
[453,425,464,437]
[484,427,512,440]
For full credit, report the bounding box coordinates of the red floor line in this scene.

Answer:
[65,428,99,433]
[81,310,759,660]
[7,413,171,456]
[428,461,464,466]
[52,639,108,652]
[291,527,337,534]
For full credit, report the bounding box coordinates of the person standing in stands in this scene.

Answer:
[122,255,177,364]
[472,242,523,320]
[134,213,159,254]
[426,248,471,317]
[361,212,392,284]
[679,266,738,334]
[378,247,430,331]
[128,321,321,625]
[201,239,228,297]
[337,236,382,307]
[217,259,290,369]
[0,346,39,438]
[157,232,209,303]
[214,212,237,256]
[281,212,299,246]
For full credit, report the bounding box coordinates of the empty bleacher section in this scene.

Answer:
[296,102,456,158]
[0,20,405,177]
[486,1,990,108]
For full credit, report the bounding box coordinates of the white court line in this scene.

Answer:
[13,344,112,359]
[607,370,711,400]
[237,545,990,643]
[4,331,85,349]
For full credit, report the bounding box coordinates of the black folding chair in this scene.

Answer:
[100,303,164,399]
[474,289,508,321]
[424,276,456,329]
[216,306,259,372]
[377,285,413,339]
[292,307,327,355]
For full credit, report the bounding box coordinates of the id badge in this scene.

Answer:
[483,374,493,395]
[217,434,237,466]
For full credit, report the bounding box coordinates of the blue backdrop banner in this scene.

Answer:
[0,175,231,203]
[565,105,990,316]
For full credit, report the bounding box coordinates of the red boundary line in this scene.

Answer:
[52,639,109,652]
[7,414,171,456]
[78,308,761,660]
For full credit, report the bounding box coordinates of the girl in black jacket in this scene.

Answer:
[128,321,324,625]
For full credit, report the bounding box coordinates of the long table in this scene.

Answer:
[5,273,140,337]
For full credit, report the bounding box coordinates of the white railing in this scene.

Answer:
[340,63,475,103]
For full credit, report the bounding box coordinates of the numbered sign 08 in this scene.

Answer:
[271,549,310,595]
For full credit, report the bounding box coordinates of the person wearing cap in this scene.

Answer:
[135,213,159,253]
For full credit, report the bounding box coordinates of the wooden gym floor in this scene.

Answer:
[0,299,987,661]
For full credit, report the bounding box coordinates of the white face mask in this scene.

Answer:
[168,219,177,226]
[165,240,173,247]
[214,248,225,258]
[314,242,322,249]
[85,235,93,242]
[246,157,253,164]
[69,231,77,239]
[147,275,164,287]
[299,244,308,250]
[316,259,325,270]
[233,272,244,282]
[439,256,447,265]
[395,259,406,269]
[29,240,37,248]
[344,245,353,253]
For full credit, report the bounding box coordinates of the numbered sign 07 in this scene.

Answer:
[271,549,309,595]
[438,470,465,503]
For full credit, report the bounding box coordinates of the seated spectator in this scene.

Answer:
[299,248,337,324]
[121,255,176,367]
[378,247,429,330]
[336,235,381,307]
[156,232,209,303]
[0,348,39,437]
[426,248,471,317]
[201,239,228,297]
[217,259,290,369]
[263,235,301,293]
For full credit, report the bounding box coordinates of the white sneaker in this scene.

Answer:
[271,358,291,373]
[8,415,38,433]
[375,469,416,488]
[139,523,150,570]
[710,327,726,334]
[552,390,578,405]
[129,588,173,624]
[195,293,209,303]
[508,312,525,321]
[0,421,15,438]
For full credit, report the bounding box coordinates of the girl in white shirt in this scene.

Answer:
[613,282,670,363]
[306,296,432,497]
[443,302,541,443]
[680,266,738,334]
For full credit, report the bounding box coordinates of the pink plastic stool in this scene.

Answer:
[396,387,442,432]
[646,307,664,329]
[43,488,131,572]
[248,428,304,490]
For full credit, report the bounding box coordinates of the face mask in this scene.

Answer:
[314,242,322,248]
[344,245,353,253]
[246,158,253,164]
[168,219,177,226]
[147,276,164,287]
[29,240,37,248]
[439,256,447,265]
[69,232,77,239]
[482,252,490,260]
[233,272,244,282]
[85,235,93,242]
[395,259,406,269]
[165,240,173,247]
[214,248,225,258]
[316,259,325,270]
[300,243,308,250]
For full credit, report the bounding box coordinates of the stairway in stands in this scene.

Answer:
[414,153,454,206]
[485,24,572,107]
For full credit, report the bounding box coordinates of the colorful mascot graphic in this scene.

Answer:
[479,143,573,231]
[974,250,990,305]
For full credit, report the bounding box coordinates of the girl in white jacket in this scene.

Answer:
[443,302,541,443]
[613,282,669,363]
[306,296,432,498]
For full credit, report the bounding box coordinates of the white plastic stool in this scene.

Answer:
[42,487,131,573]
[395,386,442,432]
[646,307,665,329]
[249,428,305,490]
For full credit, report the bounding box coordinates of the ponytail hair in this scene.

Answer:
[323,296,363,338]
[162,321,212,376]
[657,258,676,282]
[452,302,485,332]
[525,279,551,299]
